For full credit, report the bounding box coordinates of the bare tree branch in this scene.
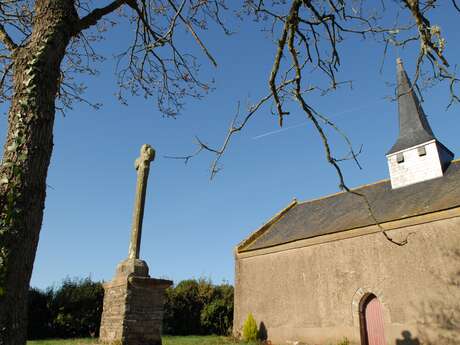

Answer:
[452,0,460,12]
[402,0,449,66]
[0,22,17,50]
[78,0,127,32]
[166,0,218,67]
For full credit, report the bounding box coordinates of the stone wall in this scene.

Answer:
[100,279,128,342]
[234,214,460,345]
[100,274,172,345]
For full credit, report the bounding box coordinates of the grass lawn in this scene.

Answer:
[27,336,257,345]
[27,339,96,345]
[164,335,255,345]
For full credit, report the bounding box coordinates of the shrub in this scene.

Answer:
[163,279,212,335]
[27,288,53,339]
[50,277,104,338]
[163,278,234,336]
[200,283,234,335]
[28,277,234,339]
[242,313,258,342]
[27,277,104,340]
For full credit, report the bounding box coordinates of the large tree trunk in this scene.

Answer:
[0,1,78,344]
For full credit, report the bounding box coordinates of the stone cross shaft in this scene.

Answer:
[128,144,155,260]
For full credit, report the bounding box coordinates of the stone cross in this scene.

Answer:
[128,144,155,260]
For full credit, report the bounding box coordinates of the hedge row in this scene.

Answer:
[27,277,233,339]
[163,279,234,335]
[27,278,104,339]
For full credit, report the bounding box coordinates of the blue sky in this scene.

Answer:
[1,3,459,289]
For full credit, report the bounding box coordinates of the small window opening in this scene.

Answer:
[396,153,404,163]
[418,146,427,156]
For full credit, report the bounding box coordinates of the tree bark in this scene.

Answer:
[0,1,79,344]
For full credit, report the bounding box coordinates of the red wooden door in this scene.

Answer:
[364,296,386,345]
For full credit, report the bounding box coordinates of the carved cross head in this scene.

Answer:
[135,144,155,170]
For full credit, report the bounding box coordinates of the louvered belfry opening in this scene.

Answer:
[359,294,386,345]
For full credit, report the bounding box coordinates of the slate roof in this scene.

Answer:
[239,159,460,252]
[387,59,436,155]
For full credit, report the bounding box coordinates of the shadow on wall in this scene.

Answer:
[417,248,460,345]
[258,321,268,341]
[396,331,420,345]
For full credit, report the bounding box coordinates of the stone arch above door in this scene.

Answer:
[351,287,391,328]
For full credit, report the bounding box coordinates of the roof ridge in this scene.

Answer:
[243,159,460,252]
[297,178,389,206]
[298,159,460,207]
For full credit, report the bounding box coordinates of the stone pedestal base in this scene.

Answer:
[99,259,172,345]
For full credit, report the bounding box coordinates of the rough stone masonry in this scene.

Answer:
[100,144,172,345]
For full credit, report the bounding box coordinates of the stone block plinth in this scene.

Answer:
[99,259,172,345]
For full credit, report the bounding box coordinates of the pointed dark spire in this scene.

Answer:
[387,58,435,154]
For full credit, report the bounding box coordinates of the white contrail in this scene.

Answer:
[252,98,385,140]
[252,122,307,139]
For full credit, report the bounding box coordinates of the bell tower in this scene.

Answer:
[386,59,454,189]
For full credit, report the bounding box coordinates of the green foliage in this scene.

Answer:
[28,277,233,339]
[163,279,210,335]
[200,284,234,335]
[27,338,96,345]
[163,279,234,336]
[242,313,258,342]
[27,277,103,340]
[163,335,246,345]
[27,288,53,339]
[50,278,103,338]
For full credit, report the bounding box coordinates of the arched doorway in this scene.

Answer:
[359,293,386,345]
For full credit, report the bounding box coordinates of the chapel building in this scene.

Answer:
[233,59,460,345]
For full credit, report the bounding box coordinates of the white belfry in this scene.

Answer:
[386,59,454,189]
